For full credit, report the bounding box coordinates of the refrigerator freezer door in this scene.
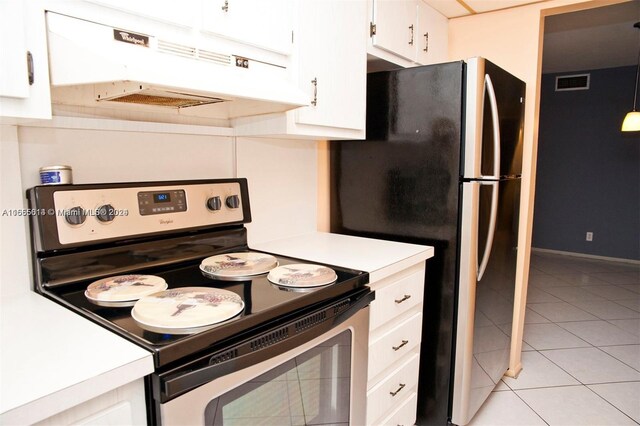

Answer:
[453,178,520,425]
[464,58,526,179]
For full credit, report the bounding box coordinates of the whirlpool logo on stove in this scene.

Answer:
[159,219,174,225]
[113,29,149,47]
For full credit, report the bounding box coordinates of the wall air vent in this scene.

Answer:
[555,74,590,91]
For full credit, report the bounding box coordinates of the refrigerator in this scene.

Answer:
[330,58,525,425]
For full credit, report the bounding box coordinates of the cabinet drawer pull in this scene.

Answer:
[311,77,318,106]
[408,25,414,45]
[390,383,406,397]
[394,294,411,304]
[392,340,409,351]
[423,32,429,52]
[221,0,229,12]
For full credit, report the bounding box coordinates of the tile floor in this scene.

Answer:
[469,251,640,426]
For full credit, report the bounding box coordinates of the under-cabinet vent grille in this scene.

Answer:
[555,74,590,91]
[157,40,232,66]
[250,327,289,351]
[209,348,238,365]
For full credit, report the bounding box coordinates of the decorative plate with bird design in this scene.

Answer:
[85,274,168,307]
[131,287,245,334]
[267,264,337,288]
[200,252,278,279]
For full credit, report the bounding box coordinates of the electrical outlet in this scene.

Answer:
[586,232,593,241]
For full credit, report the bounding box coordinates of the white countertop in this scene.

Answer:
[0,291,153,425]
[252,232,434,282]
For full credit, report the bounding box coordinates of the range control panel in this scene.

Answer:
[29,180,250,249]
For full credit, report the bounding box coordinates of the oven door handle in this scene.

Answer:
[159,289,374,402]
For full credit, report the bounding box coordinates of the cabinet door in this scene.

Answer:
[415,1,448,65]
[371,0,417,61]
[85,0,199,27]
[201,0,293,55]
[0,1,29,99]
[0,1,51,120]
[295,0,366,130]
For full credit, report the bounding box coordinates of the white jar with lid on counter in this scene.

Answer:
[39,165,72,185]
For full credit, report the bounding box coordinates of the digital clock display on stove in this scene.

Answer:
[138,190,186,216]
[154,193,171,203]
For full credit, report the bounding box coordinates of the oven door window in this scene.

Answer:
[204,330,352,425]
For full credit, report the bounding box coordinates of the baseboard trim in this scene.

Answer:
[531,247,640,265]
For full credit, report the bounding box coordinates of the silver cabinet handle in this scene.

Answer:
[394,294,411,304]
[408,25,414,45]
[423,32,429,52]
[221,0,228,12]
[390,383,406,397]
[311,77,318,106]
[392,340,409,351]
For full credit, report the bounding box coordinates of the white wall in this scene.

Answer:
[0,126,32,299]
[237,137,317,245]
[18,127,235,189]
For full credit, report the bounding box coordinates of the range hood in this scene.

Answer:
[46,12,308,119]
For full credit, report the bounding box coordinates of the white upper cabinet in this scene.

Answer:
[233,0,367,140]
[0,1,52,121]
[368,0,448,67]
[201,0,293,55]
[371,0,418,62]
[415,0,448,65]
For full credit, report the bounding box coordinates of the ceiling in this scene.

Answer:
[542,1,640,73]
[424,0,640,74]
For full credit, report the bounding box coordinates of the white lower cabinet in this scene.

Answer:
[366,262,425,425]
[33,379,147,426]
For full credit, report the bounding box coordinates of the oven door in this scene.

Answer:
[153,289,372,425]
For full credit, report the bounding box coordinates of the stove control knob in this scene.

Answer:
[96,204,116,223]
[225,195,240,209]
[206,196,222,211]
[64,206,86,225]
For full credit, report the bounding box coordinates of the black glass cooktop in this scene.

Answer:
[43,250,368,367]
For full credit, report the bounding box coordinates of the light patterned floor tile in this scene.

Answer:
[582,285,640,301]
[599,345,640,372]
[543,286,606,303]
[557,320,640,346]
[523,308,551,324]
[528,274,573,288]
[607,319,640,337]
[502,351,579,390]
[555,273,611,286]
[522,323,590,350]
[588,382,640,423]
[593,272,640,285]
[620,284,640,294]
[515,385,637,425]
[494,380,510,391]
[541,347,640,384]
[526,288,562,303]
[571,300,640,320]
[527,302,598,322]
[467,391,546,425]
[615,299,640,313]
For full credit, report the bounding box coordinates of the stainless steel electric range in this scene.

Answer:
[27,179,372,425]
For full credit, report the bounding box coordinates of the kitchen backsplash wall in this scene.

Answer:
[236,137,317,246]
[17,127,235,189]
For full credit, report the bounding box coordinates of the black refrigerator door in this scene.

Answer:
[330,61,465,426]
[481,60,526,178]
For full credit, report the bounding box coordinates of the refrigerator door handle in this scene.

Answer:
[482,74,501,180]
[477,181,499,281]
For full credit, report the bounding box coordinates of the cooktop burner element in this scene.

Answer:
[267,264,337,288]
[85,274,168,307]
[131,287,245,335]
[200,252,278,280]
